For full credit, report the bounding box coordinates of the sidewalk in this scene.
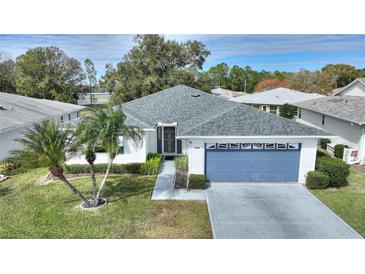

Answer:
[151,160,205,201]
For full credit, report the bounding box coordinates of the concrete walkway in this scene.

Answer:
[206,183,362,239]
[151,160,205,201]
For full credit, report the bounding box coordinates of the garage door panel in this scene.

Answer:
[206,150,300,182]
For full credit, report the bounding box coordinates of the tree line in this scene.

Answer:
[1,35,364,104]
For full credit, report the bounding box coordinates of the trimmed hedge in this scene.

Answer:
[320,138,331,150]
[65,163,142,175]
[316,157,350,188]
[0,157,25,176]
[306,171,329,189]
[316,149,329,158]
[188,174,206,189]
[334,144,346,159]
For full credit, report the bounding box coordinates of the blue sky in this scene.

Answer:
[1,34,365,79]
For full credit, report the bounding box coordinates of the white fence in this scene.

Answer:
[326,144,360,164]
[77,92,111,105]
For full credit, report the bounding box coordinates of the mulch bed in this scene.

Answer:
[174,170,188,189]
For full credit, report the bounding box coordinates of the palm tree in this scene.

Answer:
[90,107,142,201]
[11,121,91,207]
[74,118,100,206]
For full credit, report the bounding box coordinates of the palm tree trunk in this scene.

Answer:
[59,174,91,206]
[96,158,113,199]
[90,163,97,204]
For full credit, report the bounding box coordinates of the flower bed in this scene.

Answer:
[174,155,188,189]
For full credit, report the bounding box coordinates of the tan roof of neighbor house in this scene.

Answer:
[0,92,85,133]
[211,87,247,98]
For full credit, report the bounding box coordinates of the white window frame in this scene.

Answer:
[264,143,275,150]
[252,143,263,149]
[288,143,299,150]
[241,143,252,150]
[229,143,240,149]
[207,143,216,149]
[217,143,228,149]
[276,143,287,150]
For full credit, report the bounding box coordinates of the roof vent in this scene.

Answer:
[191,93,200,97]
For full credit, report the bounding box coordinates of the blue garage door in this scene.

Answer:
[205,143,300,182]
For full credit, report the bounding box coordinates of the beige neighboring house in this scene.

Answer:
[0,92,85,160]
[333,78,365,97]
[211,87,247,99]
[231,87,324,116]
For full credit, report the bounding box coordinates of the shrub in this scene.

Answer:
[64,163,143,175]
[0,157,25,176]
[175,155,188,172]
[334,144,346,159]
[146,153,162,161]
[320,138,331,150]
[316,157,350,187]
[188,174,206,189]
[306,171,330,189]
[316,149,329,158]
[141,154,163,175]
[279,103,295,119]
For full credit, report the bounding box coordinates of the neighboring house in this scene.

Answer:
[0,92,85,160]
[293,96,365,163]
[231,87,324,116]
[68,85,330,184]
[333,78,365,97]
[211,87,247,99]
[77,92,111,105]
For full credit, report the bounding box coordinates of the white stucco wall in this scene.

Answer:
[298,108,365,160]
[0,128,25,160]
[339,82,365,97]
[185,137,318,183]
[67,132,149,165]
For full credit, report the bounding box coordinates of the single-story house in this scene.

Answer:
[68,85,330,184]
[230,87,324,116]
[293,96,365,163]
[211,87,247,99]
[0,92,85,160]
[333,78,365,97]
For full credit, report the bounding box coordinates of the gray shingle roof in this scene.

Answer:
[122,85,330,137]
[293,96,365,125]
[0,92,85,133]
[181,104,329,136]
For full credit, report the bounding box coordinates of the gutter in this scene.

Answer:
[176,135,334,139]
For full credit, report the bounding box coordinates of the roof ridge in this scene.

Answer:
[179,104,239,135]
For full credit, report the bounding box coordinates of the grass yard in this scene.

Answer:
[0,168,212,239]
[310,167,365,237]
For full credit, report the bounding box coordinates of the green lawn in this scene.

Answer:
[310,167,365,237]
[0,168,212,239]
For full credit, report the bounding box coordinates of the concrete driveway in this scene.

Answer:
[206,183,362,239]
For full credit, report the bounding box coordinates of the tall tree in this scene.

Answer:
[206,63,229,88]
[0,51,16,93]
[15,46,85,103]
[11,121,91,207]
[254,78,292,92]
[100,35,210,103]
[84,58,97,104]
[228,65,245,91]
[321,64,362,88]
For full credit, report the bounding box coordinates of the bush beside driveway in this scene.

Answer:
[0,168,212,239]
[310,167,365,238]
